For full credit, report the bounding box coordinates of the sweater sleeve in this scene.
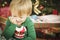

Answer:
[2,18,11,39]
[2,17,16,39]
[3,18,11,32]
[21,17,36,40]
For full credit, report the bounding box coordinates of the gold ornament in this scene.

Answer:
[34,0,41,15]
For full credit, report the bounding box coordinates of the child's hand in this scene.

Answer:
[9,17,26,26]
[9,17,22,25]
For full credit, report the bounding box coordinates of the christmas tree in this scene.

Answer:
[0,0,11,7]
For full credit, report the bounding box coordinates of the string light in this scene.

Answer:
[4,1,7,4]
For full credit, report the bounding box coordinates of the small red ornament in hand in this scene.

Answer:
[15,26,26,39]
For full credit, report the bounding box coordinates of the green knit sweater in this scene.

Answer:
[2,17,36,40]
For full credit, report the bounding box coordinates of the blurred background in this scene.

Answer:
[0,0,60,40]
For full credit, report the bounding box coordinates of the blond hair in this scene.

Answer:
[10,0,32,17]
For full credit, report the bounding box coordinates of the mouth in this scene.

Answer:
[16,20,21,23]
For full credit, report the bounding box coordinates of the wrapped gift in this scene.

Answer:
[0,7,11,31]
[0,7,11,18]
[32,15,60,38]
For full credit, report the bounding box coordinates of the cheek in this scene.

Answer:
[21,17,26,20]
[23,18,26,20]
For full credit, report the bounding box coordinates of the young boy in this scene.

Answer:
[2,0,36,40]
